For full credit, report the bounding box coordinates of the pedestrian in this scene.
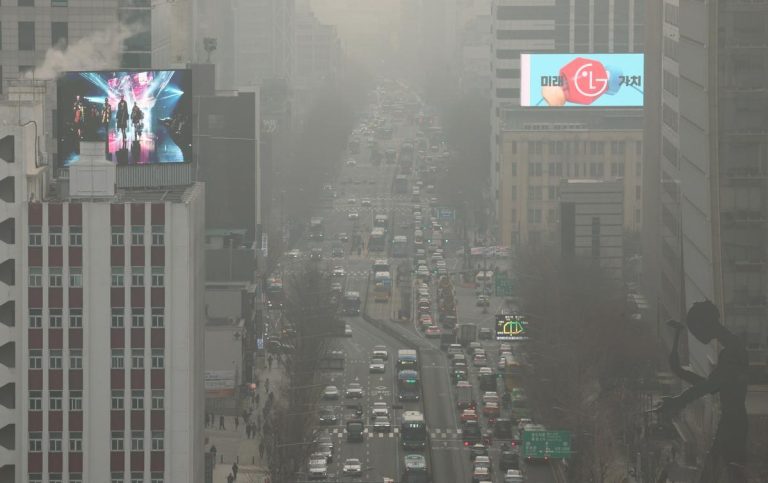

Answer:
[255,392,260,406]
[259,441,265,459]
[219,415,225,430]
[265,378,270,392]
[268,391,274,402]
[245,424,251,439]
[226,472,234,483]
[234,415,239,430]
[257,414,261,431]
[268,355,273,369]
[232,462,239,479]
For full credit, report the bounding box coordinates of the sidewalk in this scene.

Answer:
[205,354,288,482]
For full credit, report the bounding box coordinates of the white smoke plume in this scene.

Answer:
[30,24,136,80]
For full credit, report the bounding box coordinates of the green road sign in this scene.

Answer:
[495,275,513,297]
[522,430,572,459]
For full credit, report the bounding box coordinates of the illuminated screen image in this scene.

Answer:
[496,314,528,341]
[57,70,192,167]
[520,53,644,107]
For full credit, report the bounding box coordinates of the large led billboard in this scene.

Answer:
[57,70,192,167]
[496,314,528,341]
[520,54,644,107]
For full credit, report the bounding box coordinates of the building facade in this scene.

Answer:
[498,124,643,247]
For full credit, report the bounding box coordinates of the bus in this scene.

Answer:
[374,273,391,303]
[397,349,418,370]
[265,277,284,309]
[399,142,415,169]
[369,227,387,252]
[392,235,408,257]
[319,350,345,371]
[309,217,324,240]
[373,259,391,275]
[374,214,389,229]
[414,230,424,248]
[342,291,361,315]
[397,370,421,401]
[401,411,428,450]
[394,175,409,194]
[402,454,430,483]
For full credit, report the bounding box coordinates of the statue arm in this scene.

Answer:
[668,321,706,386]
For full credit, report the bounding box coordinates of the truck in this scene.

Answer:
[309,217,324,240]
[346,419,365,442]
[457,323,477,347]
[437,275,458,328]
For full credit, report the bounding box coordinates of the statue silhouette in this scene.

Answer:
[658,301,749,482]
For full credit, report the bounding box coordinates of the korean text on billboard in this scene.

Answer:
[520,54,644,107]
[496,314,528,341]
[57,70,192,167]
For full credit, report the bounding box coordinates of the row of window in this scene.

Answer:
[28,267,165,288]
[29,431,164,453]
[29,348,165,370]
[509,140,642,156]
[506,160,642,178]
[29,474,164,483]
[30,388,164,412]
[28,225,164,247]
[29,307,164,329]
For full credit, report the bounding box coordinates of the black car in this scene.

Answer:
[478,327,493,340]
[310,248,322,260]
[499,450,520,471]
[318,408,338,425]
[332,247,344,258]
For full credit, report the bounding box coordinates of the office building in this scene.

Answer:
[293,6,343,91]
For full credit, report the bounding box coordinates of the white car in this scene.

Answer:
[369,358,386,373]
[332,266,346,277]
[343,458,362,476]
[348,211,359,220]
[371,402,389,419]
[361,198,372,207]
[308,459,328,480]
[344,324,352,337]
[372,345,388,360]
[346,159,357,167]
[345,383,364,398]
[322,385,340,400]
[347,198,357,204]
[504,469,524,483]
[287,249,301,259]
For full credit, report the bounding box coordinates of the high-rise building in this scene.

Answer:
[490,0,644,228]
[23,144,205,483]
[293,5,343,91]
[643,0,768,457]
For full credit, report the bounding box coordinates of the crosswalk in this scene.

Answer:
[326,426,464,440]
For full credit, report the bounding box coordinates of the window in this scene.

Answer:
[547,209,557,223]
[111,226,124,245]
[19,21,36,51]
[152,225,164,246]
[69,267,83,286]
[69,390,82,411]
[131,349,144,369]
[131,390,144,410]
[50,390,63,410]
[548,186,557,200]
[29,432,42,452]
[70,349,82,369]
[51,21,68,48]
[52,0,69,7]
[556,162,563,176]
[49,267,63,287]
[636,186,642,201]
[548,162,555,177]
[29,226,42,246]
[29,308,42,328]
[131,225,144,245]
[111,308,124,328]
[111,432,124,451]
[131,267,144,287]
[112,473,124,483]
[29,267,42,287]
[510,162,517,177]
[151,431,164,451]
[527,208,542,224]
[49,474,62,483]
[49,226,62,246]
[48,431,62,452]
[151,474,164,483]
[151,390,164,410]
[111,390,124,410]
[151,267,164,287]
[131,308,144,328]
[19,0,36,6]
[636,161,642,176]
[111,349,124,369]
[151,308,164,328]
[69,308,82,328]
[49,308,62,328]
[29,349,42,369]
[49,349,63,369]
[29,390,42,410]
[29,475,42,483]
[636,141,642,156]
[111,267,124,287]
[69,474,82,483]
[151,349,164,369]
[131,431,144,451]
[69,225,82,246]
[509,186,516,201]
[131,474,144,483]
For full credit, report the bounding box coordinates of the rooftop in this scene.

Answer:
[45,180,201,204]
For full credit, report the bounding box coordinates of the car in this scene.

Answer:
[471,465,491,483]
[500,452,521,472]
[483,392,500,405]
[500,343,513,353]
[361,198,372,207]
[460,409,479,423]
[346,158,357,167]
[344,324,352,337]
[479,327,493,340]
[473,354,488,367]
[308,457,328,480]
[342,458,363,476]
[483,401,500,418]
[373,416,392,432]
[338,232,350,242]
[322,386,340,400]
[318,407,338,425]
[425,325,441,338]
[416,266,431,280]
[331,246,344,258]
[474,455,491,470]
[447,344,463,357]
[345,383,364,398]
[287,249,301,259]
[372,345,388,360]
[419,315,434,330]
[332,266,346,277]
[371,402,389,419]
[497,357,507,371]
[417,288,430,298]
[476,295,490,307]
[369,358,386,373]
[348,211,359,220]
[504,470,524,483]
[347,198,357,204]
[314,444,333,463]
[310,248,322,261]
[331,281,343,294]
